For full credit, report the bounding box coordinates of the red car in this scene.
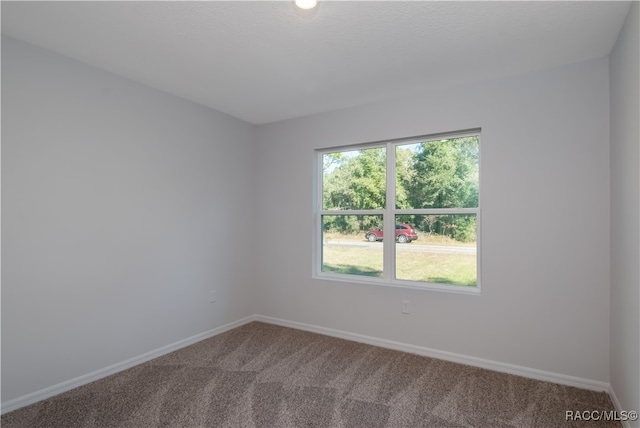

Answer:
[365,223,418,243]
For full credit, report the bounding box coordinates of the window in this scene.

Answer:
[314,130,480,293]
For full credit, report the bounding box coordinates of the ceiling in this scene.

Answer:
[1,1,632,125]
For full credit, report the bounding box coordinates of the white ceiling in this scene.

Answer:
[1,1,632,125]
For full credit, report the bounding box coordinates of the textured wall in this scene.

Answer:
[610,1,640,416]
[255,57,611,383]
[1,37,257,402]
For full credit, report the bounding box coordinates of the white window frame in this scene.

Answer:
[312,129,481,295]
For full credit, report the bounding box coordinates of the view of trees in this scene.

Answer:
[322,136,479,242]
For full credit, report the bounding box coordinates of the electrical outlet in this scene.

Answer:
[402,300,410,314]
[210,290,217,303]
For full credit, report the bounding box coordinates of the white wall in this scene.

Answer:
[1,37,257,402]
[255,57,611,382]
[610,1,640,416]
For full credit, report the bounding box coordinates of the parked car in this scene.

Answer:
[365,223,418,243]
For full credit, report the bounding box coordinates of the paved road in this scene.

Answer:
[325,240,476,254]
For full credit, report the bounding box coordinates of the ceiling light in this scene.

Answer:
[295,0,317,10]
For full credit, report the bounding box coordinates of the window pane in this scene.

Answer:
[395,214,477,286]
[323,147,386,210]
[396,136,479,209]
[322,215,383,277]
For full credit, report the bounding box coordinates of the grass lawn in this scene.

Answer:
[322,233,476,286]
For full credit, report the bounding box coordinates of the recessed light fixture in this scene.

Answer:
[295,0,318,10]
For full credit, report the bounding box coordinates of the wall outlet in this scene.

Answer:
[401,300,410,314]
[210,290,217,303]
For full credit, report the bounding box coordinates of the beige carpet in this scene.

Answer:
[1,321,619,427]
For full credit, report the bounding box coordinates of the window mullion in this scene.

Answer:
[384,142,396,282]
[395,208,478,215]
[316,151,324,277]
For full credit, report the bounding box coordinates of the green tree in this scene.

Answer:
[404,137,478,209]
[322,137,478,242]
[401,137,478,241]
[395,146,413,209]
[323,148,385,232]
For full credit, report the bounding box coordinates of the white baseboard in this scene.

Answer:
[254,315,611,393]
[0,315,257,415]
[609,385,637,428]
[2,313,615,416]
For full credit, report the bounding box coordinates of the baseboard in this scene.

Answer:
[0,315,258,415]
[609,385,637,428]
[254,315,611,393]
[2,313,614,416]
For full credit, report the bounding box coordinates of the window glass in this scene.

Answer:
[395,214,477,286]
[317,131,480,291]
[321,215,383,277]
[323,147,386,210]
[396,137,479,209]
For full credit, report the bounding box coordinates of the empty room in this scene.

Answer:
[1,1,639,427]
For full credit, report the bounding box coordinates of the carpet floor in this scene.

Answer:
[1,321,619,427]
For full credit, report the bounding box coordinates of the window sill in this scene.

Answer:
[312,272,481,295]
